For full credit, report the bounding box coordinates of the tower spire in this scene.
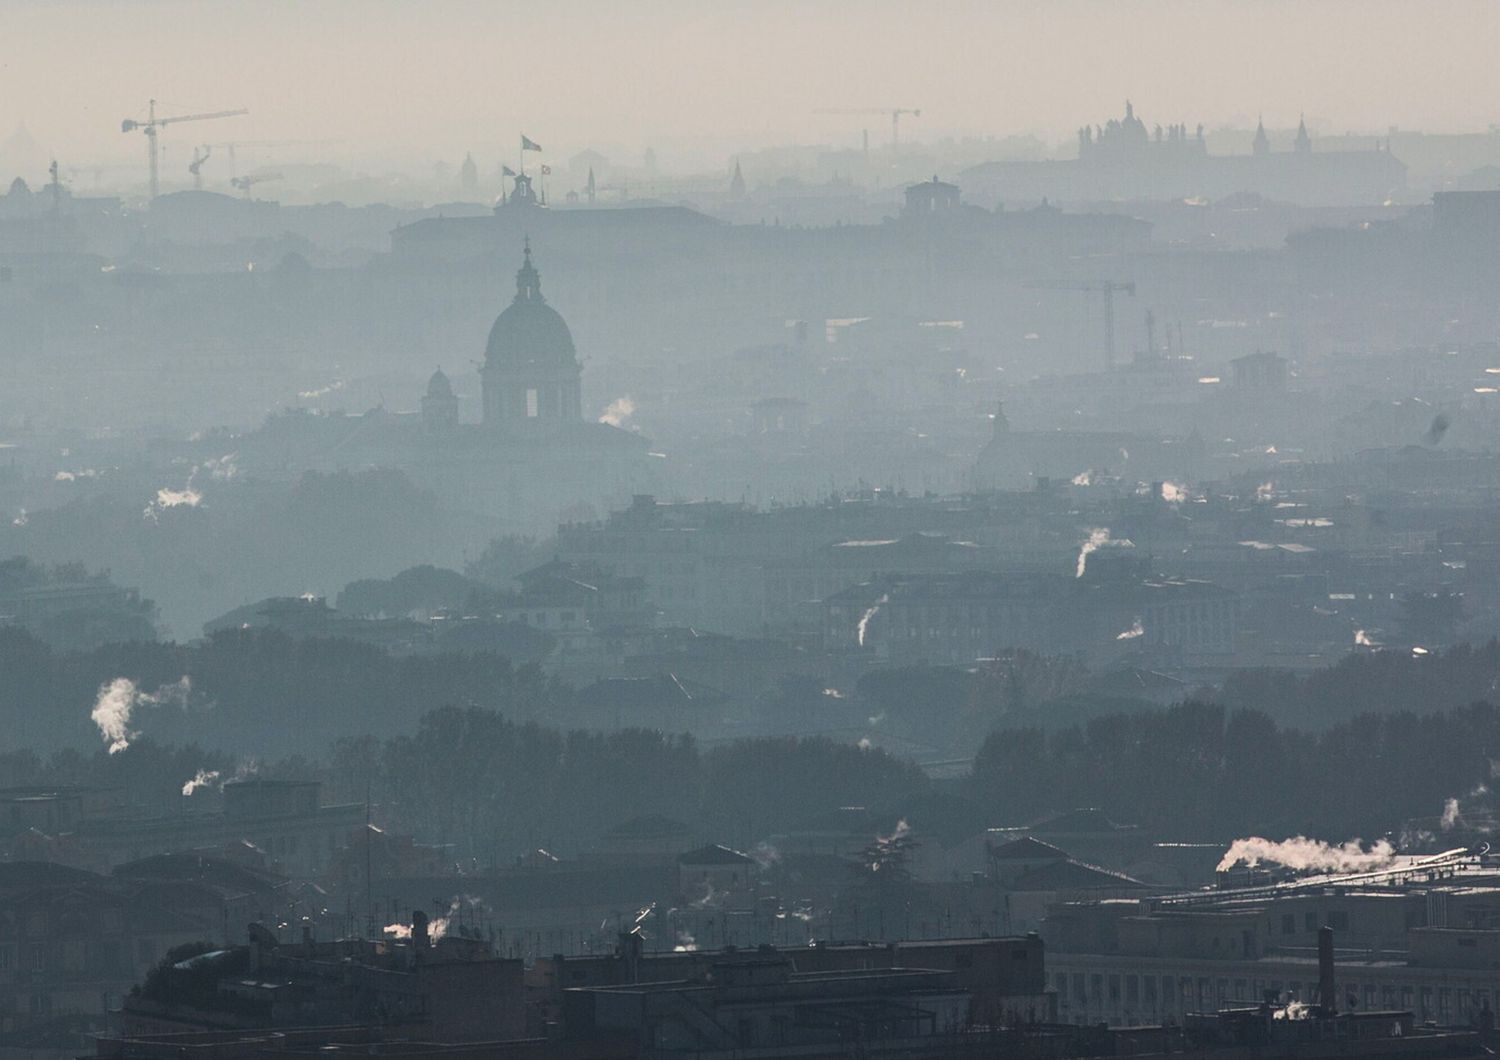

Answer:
[515,237,543,302]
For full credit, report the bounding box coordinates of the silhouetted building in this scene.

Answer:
[421,367,459,433]
[1230,350,1289,391]
[482,239,583,428]
[963,102,1407,206]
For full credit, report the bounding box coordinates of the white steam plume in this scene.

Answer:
[1116,617,1145,640]
[1217,835,1398,874]
[143,456,233,520]
[90,676,192,754]
[154,487,203,509]
[1442,797,1462,830]
[91,678,139,754]
[855,593,888,647]
[599,396,636,427]
[299,380,345,400]
[690,880,722,909]
[181,769,221,796]
[1076,528,1111,578]
[384,894,486,942]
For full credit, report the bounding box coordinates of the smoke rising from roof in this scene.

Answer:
[1217,835,1398,874]
[599,396,635,427]
[181,769,221,796]
[89,676,192,754]
[1076,528,1111,578]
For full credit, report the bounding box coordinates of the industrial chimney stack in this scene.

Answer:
[1317,925,1337,1016]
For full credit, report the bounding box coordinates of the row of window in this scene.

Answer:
[1055,967,1499,1026]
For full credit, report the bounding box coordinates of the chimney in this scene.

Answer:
[618,931,642,983]
[412,910,431,951]
[1317,925,1336,1015]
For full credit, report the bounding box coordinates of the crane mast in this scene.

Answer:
[812,107,922,149]
[1028,280,1137,370]
[122,99,249,199]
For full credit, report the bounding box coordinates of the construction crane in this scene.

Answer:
[813,108,922,149]
[188,145,212,190]
[230,172,282,199]
[121,100,248,199]
[1030,280,1137,370]
[206,139,339,180]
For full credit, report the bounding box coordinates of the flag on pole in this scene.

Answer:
[521,135,542,152]
[502,165,516,177]
[539,164,552,175]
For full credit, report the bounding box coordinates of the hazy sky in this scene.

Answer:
[3,0,1497,173]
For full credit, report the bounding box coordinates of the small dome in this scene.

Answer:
[484,241,577,373]
[427,367,453,397]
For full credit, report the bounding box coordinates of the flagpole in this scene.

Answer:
[519,134,525,178]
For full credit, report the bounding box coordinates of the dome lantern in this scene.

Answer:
[481,241,582,427]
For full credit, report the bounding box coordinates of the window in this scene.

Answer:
[1327,911,1350,931]
[526,389,539,417]
[1305,912,1319,932]
[1282,914,1295,934]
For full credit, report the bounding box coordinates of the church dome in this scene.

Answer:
[484,241,577,372]
[426,367,453,397]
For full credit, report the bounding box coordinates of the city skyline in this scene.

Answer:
[4,0,1499,173]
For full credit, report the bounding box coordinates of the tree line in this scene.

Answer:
[967,699,1496,843]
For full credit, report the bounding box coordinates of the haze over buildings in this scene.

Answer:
[3,2,1500,1057]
